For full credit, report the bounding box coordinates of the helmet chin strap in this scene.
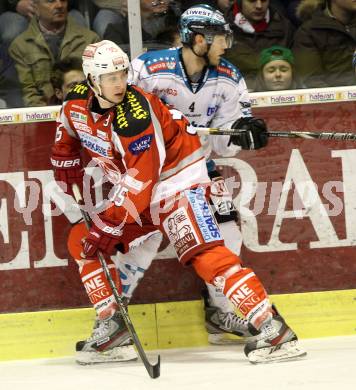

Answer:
[97,92,118,106]
[88,76,118,106]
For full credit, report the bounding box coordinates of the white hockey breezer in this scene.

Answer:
[244,308,307,364]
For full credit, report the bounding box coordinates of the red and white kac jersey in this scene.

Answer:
[53,82,210,224]
[130,47,252,158]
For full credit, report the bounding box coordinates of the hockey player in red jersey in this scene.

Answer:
[51,39,306,365]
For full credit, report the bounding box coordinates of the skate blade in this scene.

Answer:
[248,340,307,364]
[76,344,138,365]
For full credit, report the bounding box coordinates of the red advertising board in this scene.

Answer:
[1,99,356,313]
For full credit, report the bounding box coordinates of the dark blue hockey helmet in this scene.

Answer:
[179,4,233,48]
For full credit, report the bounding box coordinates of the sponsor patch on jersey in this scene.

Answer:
[97,129,108,140]
[73,122,92,133]
[185,186,222,243]
[77,130,112,157]
[70,111,87,123]
[207,106,218,116]
[128,134,153,155]
[147,61,176,74]
[152,87,178,97]
[72,104,86,111]
[217,65,238,81]
[210,176,237,216]
[71,84,89,95]
[163,207,200,261]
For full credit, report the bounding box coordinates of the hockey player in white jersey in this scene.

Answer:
[126,4,266,345]
[125,4,305,361]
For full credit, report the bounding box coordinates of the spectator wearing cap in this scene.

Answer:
[293,0,356,88]
[254,45,300,91]
[224,0,295,90]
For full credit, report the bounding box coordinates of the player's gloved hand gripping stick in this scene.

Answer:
[71,183,160,379]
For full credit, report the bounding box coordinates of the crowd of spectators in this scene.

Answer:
[0,0,355,109]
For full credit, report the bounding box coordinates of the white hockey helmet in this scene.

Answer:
[82,40,130,84]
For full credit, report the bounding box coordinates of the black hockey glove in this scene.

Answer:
[229,117,268,150]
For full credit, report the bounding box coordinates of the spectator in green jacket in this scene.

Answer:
[0,1,86,47]
[224,0,295,90]
[9,0,99,107]
[293,0,356,88]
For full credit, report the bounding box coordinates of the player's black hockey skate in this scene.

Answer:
[76,311,137,365]
[202,287,259,345]
[244,306,307,364]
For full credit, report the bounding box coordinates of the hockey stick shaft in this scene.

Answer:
[71,184,160,379]
[191,126,356,141]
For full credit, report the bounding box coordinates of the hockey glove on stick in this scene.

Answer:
[229,117,268,150]
[82,217,123,259]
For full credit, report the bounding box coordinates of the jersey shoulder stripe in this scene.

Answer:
[138,48,180,76]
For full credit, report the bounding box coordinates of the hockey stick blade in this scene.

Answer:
[190,126,356,141]
[71,184,161,379]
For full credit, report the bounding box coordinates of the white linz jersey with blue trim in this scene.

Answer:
[130,47,252,158]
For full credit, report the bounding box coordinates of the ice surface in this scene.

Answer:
[1,336,355,390]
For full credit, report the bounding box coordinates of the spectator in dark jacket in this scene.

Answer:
[224,0,295,90]
[293,0,356,88]
[0,43,23,107]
